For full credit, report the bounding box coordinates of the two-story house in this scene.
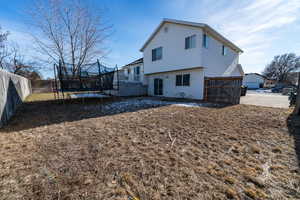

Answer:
[120,19,244,99]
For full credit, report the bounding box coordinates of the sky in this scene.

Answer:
[0,0,300,78]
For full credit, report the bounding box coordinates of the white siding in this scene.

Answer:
[141,21,243,99]
[201,34,240,77]
[142,22,241,77]
[143,23,202,75]
[147,68,204,100]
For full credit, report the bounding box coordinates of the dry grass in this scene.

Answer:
[0,95,299,199]
[25,92,56,102]
[25,92,104,102]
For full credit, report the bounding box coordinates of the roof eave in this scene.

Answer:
[140,19,243,54]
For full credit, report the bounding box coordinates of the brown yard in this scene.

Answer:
[0,93,299,199]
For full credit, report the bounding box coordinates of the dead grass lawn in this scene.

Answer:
[0,95,299,200]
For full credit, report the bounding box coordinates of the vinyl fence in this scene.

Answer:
[204,76,242,105]
[0,69,31,127]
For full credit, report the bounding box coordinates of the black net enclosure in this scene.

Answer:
[53,60,118,96]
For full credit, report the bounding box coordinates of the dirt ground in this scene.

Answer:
[0,94,299,199]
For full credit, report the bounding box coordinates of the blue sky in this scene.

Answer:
[0,0,300,78]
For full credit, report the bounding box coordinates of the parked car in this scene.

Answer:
[271,85,284,93]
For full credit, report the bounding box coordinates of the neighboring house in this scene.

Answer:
[264,78,276,88]
[118,19,244,100]
[108,58,147,97]
[121,58,146,85]
[243,73,266,89]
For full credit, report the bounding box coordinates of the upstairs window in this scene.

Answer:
[152,47,162,61]
[222,45,227,55]
[176,74,190,86]
[202,33,208,48]
[185,35,196,49]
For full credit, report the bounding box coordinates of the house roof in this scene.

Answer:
[122,58,143,69]
[140,18,243,53]
[245,73,267,79]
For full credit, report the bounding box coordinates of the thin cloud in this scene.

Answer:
[209,0,300,72]
[168,0,300,72]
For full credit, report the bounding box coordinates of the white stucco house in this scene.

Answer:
[120,19,244,100]
[243,73,266,89]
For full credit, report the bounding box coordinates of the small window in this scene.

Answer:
[222,45,227,55]
[176,75,182,86]
[176,74,190,86]
[152,47,162,61]
[185,35,196,49]
[202,33,208,48]
[183,74,190,86]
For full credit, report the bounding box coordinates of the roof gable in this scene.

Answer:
[140,18,243,53]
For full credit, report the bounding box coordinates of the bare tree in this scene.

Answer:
[6,43,25,73]
[0,26,10,69]
[263,53,300,84]
[29,0,111,76]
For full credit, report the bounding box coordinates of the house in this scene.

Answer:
[243,73,266,89]
[119,19,244,100]
[264,78,276,88]
[121,58,145,85]
[109,58,147,97]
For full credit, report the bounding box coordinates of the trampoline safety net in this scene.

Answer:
[54,60,117,92]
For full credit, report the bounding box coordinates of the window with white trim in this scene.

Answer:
[185,35,196,49]
[176,74,190,86]
[152,47,162,61]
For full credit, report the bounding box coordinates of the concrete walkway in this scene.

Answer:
[240,92,289,108]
